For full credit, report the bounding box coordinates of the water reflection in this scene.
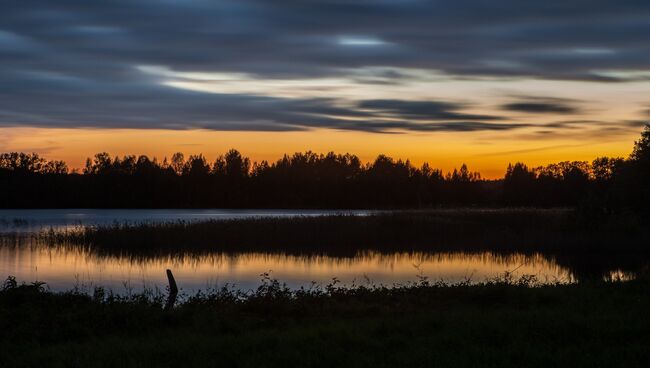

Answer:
[0,241,580,293]
[0,209,372,233]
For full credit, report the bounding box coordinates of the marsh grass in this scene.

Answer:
[34,209,650,257]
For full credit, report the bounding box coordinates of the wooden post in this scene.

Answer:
[164,269,178,311]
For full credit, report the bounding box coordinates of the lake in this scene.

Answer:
[1,242,579,293]
[0,209,643,293]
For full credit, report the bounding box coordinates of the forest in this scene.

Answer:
[1,124,649,212]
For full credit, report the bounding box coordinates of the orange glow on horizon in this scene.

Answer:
[0,127,640,179]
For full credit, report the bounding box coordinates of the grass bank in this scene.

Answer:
[2,276,650,367]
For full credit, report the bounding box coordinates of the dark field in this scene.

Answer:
[2,276,650,368]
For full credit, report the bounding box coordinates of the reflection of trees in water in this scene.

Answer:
[4,237,648,284]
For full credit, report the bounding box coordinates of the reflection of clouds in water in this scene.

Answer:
[0,240,576,294]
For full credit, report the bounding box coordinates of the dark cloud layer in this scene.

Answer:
[1,1,649,132]
[501,97,582,114]
[0,70,524,133]
[358,100,501,121]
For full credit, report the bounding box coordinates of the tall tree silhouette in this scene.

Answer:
[504,163,536,205]
[623,123,650,214]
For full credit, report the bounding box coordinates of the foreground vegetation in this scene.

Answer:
[2,275,650,367]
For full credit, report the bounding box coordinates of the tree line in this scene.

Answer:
[1,124,649,214]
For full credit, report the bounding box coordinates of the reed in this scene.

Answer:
[35,209,650,257]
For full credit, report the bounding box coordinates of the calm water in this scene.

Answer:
[0,242,577,293]
[0,209,372,232]
[0,209,643,292]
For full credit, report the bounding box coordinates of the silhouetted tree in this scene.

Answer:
[622,123,650,214]
[184,155,210,176]
[221,149,250,179]
[504,163,536,205]
[170,152,185,176]
[592,157,624,182]
[2,125,650,211]
[630,123,650,164]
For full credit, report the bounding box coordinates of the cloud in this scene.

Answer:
[1,1,650,132]
[3,1,650,81]
[333,121,532,133]
[0,68,528,133]
[508,119,646,141]
[501,97,583,114]
[477,143,593,157]
[358,100,501,121]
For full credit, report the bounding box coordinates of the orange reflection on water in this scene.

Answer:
[0,243,575,293]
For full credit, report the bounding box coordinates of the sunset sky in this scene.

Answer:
[2,1,649,178]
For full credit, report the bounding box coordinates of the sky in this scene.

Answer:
[1,0,650,178]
